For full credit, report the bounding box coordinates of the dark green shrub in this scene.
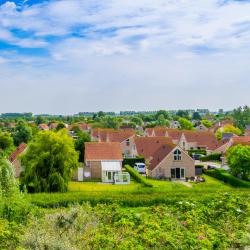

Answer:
[123,157,145,167]
[188,149,207,156]
[124,165,152,187]
[200,153,222,162]
[204,168,250,188]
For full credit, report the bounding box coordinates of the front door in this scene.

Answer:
[176,168,181,179]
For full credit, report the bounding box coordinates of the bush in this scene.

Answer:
[204,168,250,188]
[124,165,152,187]
[200,153,222,162]
[123,157,145,167]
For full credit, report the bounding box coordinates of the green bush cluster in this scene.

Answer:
[205,168,250,188]
[123,157,145,167]
[200,153,222,162]
[188,149,207,156]
[124,165,152,187]
[20,194,250,250]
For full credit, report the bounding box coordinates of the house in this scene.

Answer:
[209,119,234,133]
[9,143,27,178]
[178,131,223,153]
[134,137,195,179]
[38,123,49,131]
[196,124,209,132]
[91,129,136,158]
[84,142,124,183]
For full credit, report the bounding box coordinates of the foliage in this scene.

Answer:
[200,153,222,162]
[0,132,14,157]
[216,124,242,140]
[13,121,32,146]
[201,119,213,128]
[56,122,66,131]
[204,168,250,188]
[74,131,91,162]
[20,129,79,193]
[123,157,145,166]
[226,144,250,180]
[99,116,120,129]
[156,114,170,127]
[232,105,250,130]
[0,158,18,198]
[155,110,171,120]
[124,165,153,187]
[188,149,207,156]
[130,116,143,126]
[21,194,250,250]
[176,110,190,119]
[179,118,194,130]
[192,111,201,120]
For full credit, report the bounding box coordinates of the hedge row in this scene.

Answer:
[200,153,222,162]
[204,168,250,188]
[124,165,153,187]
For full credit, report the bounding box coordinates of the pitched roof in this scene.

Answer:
[92,129,135,143]
[9,143,27,163]
[85,142,123,161]
[38,123,49,130]
[134,137,176,170]
[182,131,223,150]
[231,136,250,146]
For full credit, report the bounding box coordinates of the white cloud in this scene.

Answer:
[0,0,250,113]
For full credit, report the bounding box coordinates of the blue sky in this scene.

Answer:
[0,0,250,114]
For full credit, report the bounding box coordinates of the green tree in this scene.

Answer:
[232,106,250,130]
[20,129,79,193]
[130,116,143,126]
[176,110,190,119]
[226,144,250,180]
[75,131,91,162]
[192,112,201,120]
[201,119,213,128]
[179,118,194,130]
[99,116,119,129]
[0,132,14,157]
[13,121,32,146]
[35,116,45,125]
[216,125,242,140]
[156,114,170,127]
[56,122,66,131]
[155,110,171,120]
[0,158,18,197]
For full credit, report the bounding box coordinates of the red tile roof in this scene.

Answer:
[38,123,49,130]
[9,143,27,163]
[135,137,176,170]
[92,129,135,143]
[182,131,223,150]
[231,136,250,146]
[85,142,123,161]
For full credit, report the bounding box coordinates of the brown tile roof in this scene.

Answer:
[92,129,135,143]
[183,131,223,150]
[85,142,123,161]
[9,143,27,163]
[135,137,176,170]
[166,128,183,141]
[231,136,250,146]
[38,123,49,130]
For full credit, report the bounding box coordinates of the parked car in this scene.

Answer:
[192,153,204,160]
[134,163,146,174]
[207,165,217,170]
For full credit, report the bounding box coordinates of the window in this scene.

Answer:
[174,149,182,161]
[181,168,185,178]
[126,139,130,146]
[171,168,176,178]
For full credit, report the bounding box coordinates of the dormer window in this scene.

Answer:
[174,149,182,161]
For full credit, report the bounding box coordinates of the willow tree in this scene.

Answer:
[20,129,79,193]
